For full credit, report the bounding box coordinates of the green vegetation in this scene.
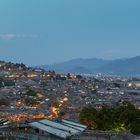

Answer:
[79,102,140,135]
[1,61,27,70]
[0,99,10,106]
[24,89,40,106]
[4,80,15,86]
[24,98,39,106]
[40,82,48,86]
[25,89,38,96]
[0,79,4,88]
[51,102,59,108]
[0,61,29,75]
[58,110,66,117]
[0,78,15,87]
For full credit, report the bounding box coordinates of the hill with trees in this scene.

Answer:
[79,102,140,135]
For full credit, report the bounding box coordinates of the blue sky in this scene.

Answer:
[0,0,140,65]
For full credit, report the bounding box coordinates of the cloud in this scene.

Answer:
[0,33,38,40]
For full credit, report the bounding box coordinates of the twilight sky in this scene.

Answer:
[0,0,140,65]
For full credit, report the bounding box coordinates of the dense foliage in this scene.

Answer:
[79,102,140,135]
[25,89,38,96]
[24,98,39,107]
[0,78,15,88]
[0,99,10,106]
[0,61,27,70]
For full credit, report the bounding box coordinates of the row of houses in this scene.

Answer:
[0,118,87,140]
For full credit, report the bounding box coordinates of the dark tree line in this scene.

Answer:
[0,99,10,106]
[79,102,140,135]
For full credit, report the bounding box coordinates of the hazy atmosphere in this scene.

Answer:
[1,1,140,139]
[0,0,140,65]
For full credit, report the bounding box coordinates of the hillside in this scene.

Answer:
[37,56,140,76]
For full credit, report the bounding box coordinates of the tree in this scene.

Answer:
[95,105,114,130]
[0,99,10,106]
[26,89,38,96]
[79,107,97,129]
[79,102,140,135]
[58,111,66,117]
[24,98,39,106]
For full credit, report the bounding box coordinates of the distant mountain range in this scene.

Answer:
[37,56,140,76]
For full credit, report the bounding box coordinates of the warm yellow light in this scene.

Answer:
[63,97,68,101]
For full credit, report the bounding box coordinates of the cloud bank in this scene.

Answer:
[0,33,38,40]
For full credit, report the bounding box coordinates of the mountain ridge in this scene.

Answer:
[37,55,140,76]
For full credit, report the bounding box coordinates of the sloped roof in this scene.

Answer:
[29,119,87,139]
